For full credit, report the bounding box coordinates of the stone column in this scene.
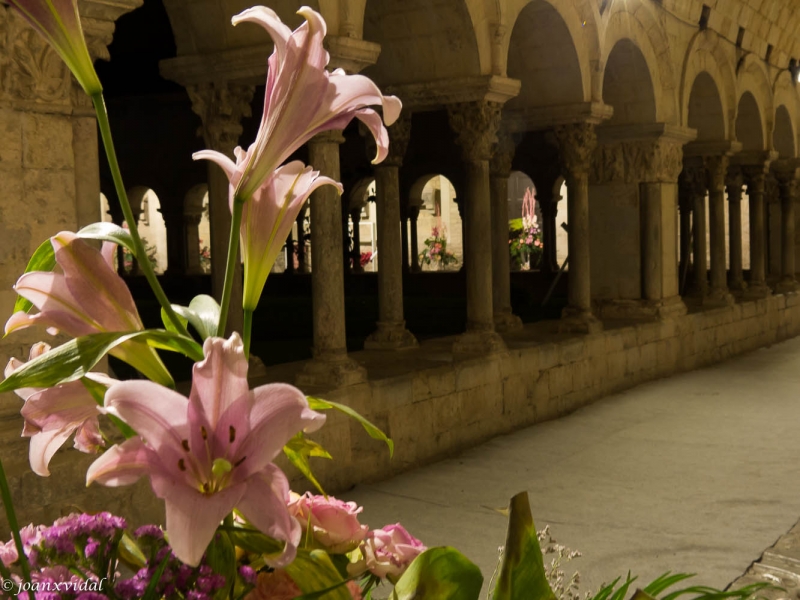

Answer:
[539,195,560,272]
[553,122,602,333]
[725,168,746,293]
[285,226,295,274]
[408,206,422,273]
[742,166,771,298]
[636,138,687,317]
[365,114,417,349]
[350,208,364,273]
[184,208,203,275]
[704,155,734,305]
[681,166,709,299]
[677,179,693,294]
[187,83,254,333]
[775,167,799,293]
[296,206,308,273]
[489,128,523,332]
[447,101,506,353]
[766,175,781,278]
[298,131,366,387]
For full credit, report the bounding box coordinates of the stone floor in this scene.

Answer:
[341,335,800,597]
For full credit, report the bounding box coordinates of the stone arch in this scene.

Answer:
[680,32,737,139]
[408,174,462,271]
[736,54,773,147]
[774,105,796,159]
[601,2,675,122]
[735,92,765,152]
[773,70,799,157]
[362,0,482,85]
[505,0,590,109]
[501,0,599,95]
[686,72,726,141]
[348,177,376,211]
[602,38,657,125]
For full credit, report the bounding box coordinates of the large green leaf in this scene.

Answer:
[205,531,236,600]
[285,549,352,600]
[77,222,137,256]
[0,330,203,393]
[492,492,557,600]
[171,295,221,341]
[392,547,483,600]
[12,238,57,314]
[308,397,393,457]
[283,432,332,496]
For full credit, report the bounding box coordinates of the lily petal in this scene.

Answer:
[189,334,249,428]
[87,437,151,487]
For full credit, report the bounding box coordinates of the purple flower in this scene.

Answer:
[239,565,257,585]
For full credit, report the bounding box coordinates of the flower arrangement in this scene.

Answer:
[419,223,458,270]
[199,240,212,274]
[509,187,543,271]
[0,2,780,599]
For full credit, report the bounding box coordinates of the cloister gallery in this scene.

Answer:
[2,0,800,527]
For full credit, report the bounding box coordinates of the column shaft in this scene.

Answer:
[490,175,513,317]
[779,179,797,290]
[708,188,728,292]
[692,189,708,296]
[566,172,592,312]
[464,160,495,331]
[409,209,421,272]
[678,199,692,290]
[744,169,770,297]
[726,182,745,290]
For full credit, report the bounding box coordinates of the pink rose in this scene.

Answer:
[245,570,301,600]
[288,492,369,553]
[359,523,426,580]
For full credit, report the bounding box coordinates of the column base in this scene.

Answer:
[774,278,799,294]
[559,307,603,334]
[743,282,772,299]
[704,287,736,307]
[296,352,367,389]
[728,277,747,294]
[364,321,418,350]
[452,330,506,356]
[493,310,523,333]
[593,297,687,321]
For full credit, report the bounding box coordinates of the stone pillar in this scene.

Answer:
[683,166,709,299]
[539,195,560,272]
[184,208,203,275]
[775,167,799,293]
[636,137,687,317]
[163,210,188,275]
[742,166,771,298]
[296,206,308,273]
[553,122,602,333]
[677,181,693,294]
[489,128,523,332]
[766,175,781,278]
[704,155,734,305]
[447,101,507,354]
[298,131,366,387]
[725,168,746,293]
[285,226,295,274]
[408,206,422,273]
[365,114,417,349]
[187,83,254,333]
[350,208,364,273]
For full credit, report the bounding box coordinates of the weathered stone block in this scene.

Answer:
[0,110,22,167]
[412,367,455,401]
[455,358,499,391]
[548,365,574,397]
[559,338,587,364]
[22,113,74,170]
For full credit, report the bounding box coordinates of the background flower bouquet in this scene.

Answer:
[508,187,543,271]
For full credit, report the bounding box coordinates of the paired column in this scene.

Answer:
[725,168,746,293]
[553,122,602,333]
[774,166,799,293]
[489,128,523,332]
[677,180,693,295]
[365,113,418,350]
[742,165,771,297]
[187,82,254,334]
[298,131,367,386]
[683,166,709,299]
[704,155,735,305]
[408,206,422,272]
[447,101,506,353]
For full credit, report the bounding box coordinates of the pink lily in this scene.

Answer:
[4,231,172,386]
[5,342,113,476]
[6,0,102,95]
[193,6,402,204]
[193,156,342,310]
[86,334,326,567]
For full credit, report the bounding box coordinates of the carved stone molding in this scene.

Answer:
[725,166,743,200]
[489,125,516,178]
[742,165,767,194]
[187,83,254,154]
[679,166,706,199]
[447,100,502,163]
[554,122,597,178]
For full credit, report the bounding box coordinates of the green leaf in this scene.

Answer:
[171,295,221,341]
[283,432,332,496]
[642,573,695,597]
[0,330,203,393]
[116,532,147,570]
[308,397,393,457]
[392,547,483,600]
[161,307,188,336]
[206,531,237,600]
[228,518,286,561]
[492,492,557,600]
[77,222,137,256]
[141,554,170,600]
[285,549,352,600]
[12,238,57,314]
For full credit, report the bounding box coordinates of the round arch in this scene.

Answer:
[736,54,773,147]
[687,72,726,141]
[680,33,737,138]
[601,2,676,122]
[408,174,462,271]
[773,70,799,157]
[735,92,765,152]
[602,38,657,125]
[774,105,796,159]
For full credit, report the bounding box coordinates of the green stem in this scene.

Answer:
[91,93,189,339]
[243,309,253,361]
[217,197,244,337]
[0,459,31,588]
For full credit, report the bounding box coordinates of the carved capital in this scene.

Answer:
[489,125,516,177]
[725,166,743,201]
[554,122,597,178]
[447,100,502,163]
[187,82,254,154]
[310,129,346,146]
[703,155,729,192]
[632,139,684,183]
[679,166,706,199]
[742,164,769,195]
[590,143,624,184]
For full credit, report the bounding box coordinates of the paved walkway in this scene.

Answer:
[345,335,800,596]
